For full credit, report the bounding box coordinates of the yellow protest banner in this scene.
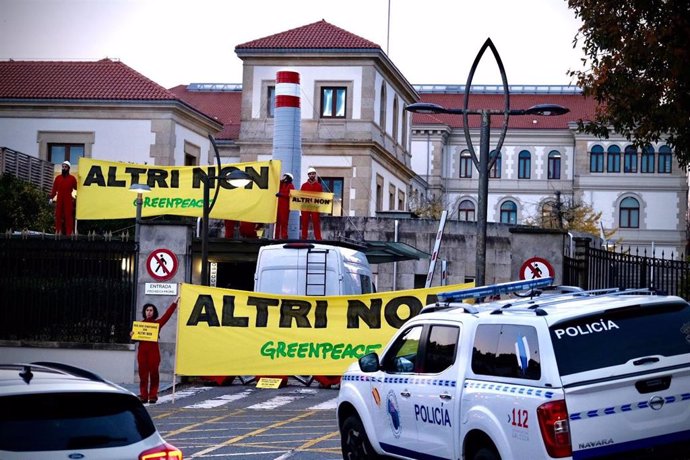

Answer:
[175,281,473,376]
[132,321,159,342]
[289,190,334,214]
[75,158,281,222]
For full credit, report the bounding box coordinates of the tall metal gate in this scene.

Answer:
[0,235,136,343]
[564,237,689,299]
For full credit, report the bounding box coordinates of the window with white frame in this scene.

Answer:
[459,200,475,221]
[547,150,561,179]
[460,150,473,178]
[624,145,637,172]
[518,150,531,179]
[320,87,347,118]
[619,197,640,228]
[500,200,517,224]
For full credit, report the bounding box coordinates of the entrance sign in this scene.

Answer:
[145,282,178,295]
[519,257,555,280]
[146,249,178,281]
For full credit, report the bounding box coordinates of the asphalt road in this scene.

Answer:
[145,379,343,460]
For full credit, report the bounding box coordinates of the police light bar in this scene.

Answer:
[437,277,554,302]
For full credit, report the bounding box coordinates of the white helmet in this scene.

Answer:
[283,173,293,181]
[307,167,316,174]
[62,160,71,168]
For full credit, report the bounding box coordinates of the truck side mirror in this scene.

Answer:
[358,352,380,372]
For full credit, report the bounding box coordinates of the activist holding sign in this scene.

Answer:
[130,297,178,404]
[300,167,323,240]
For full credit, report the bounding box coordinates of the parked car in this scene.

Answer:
[337,278,690,459]
[0,362,182,459]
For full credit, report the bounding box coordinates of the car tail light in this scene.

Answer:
[537,400,572,458]
[139,442,183,460]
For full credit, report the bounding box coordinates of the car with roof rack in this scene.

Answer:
[337,277,690,459]
[0,361,182,459]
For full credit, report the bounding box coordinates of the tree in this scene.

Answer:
[525,193,606,237]
[0,173,54,232]
[567,0,690,167]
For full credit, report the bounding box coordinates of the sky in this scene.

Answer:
[0,0,585,89]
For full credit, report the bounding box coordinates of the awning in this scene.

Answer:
[360,241,430,264]
[195,238,429,265]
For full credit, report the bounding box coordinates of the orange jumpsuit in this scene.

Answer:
[50,174,77,235]
[137,301,177,401]
[275,181,295,239]
[300,179,323,240]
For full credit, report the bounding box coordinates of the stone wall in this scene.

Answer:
[320,215,566,290]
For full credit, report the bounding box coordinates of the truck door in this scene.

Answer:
[412,324,460,459]
[372,324,424,456]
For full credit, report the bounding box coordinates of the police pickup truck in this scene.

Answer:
[336,278,690,459]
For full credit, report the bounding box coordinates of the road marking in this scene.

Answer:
[248,395,303,410]
[308,397,338,410]
[189,411,316,458]
[164,409,246,437]
[185,389,254,408]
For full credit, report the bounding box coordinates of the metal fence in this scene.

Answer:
[0,235,135,343]
[564,240,690,299]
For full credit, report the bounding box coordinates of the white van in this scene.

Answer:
[253,242,375,296]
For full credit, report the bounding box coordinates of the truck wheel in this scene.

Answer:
[340,414,381,460]
[473,447,500,460]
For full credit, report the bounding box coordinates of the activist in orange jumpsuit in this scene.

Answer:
[274,173,294,239]
[132,298,178,404]
[225,220,261,238]
[300,167,323,240]
[49,160,78,235]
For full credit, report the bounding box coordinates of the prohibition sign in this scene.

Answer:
[519,257,554,280]
[146,248,178,281]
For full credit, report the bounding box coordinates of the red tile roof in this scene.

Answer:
[0,59,177,100]
[413,92,598,129]
[169,85,241,140]
[236,20,380,50]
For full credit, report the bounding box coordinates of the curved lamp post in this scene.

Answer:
[200,168,253,286]
[128,183,151,321]
[405,38,569,288]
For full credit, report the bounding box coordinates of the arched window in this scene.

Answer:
[547,150,561,179]
[590,145,604,172]
[607,145,621,173]
[489,150,501,178]
[500,200,517,224]
[392,97,399,143]
[541,201,559,228]
[458,200,475,221]
[379,83,387,130]
[624,145,637,173]
[658,145,672,173]
[518,150,531,179]
[620,197,640,228]
[459,150,473,178]
[641,145,655,173]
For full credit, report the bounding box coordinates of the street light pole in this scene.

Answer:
[128,183,151,322]
[406,38,569,288]
[199,168,253,286]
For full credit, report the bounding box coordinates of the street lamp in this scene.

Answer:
[200,168,253,286]
[405,38,569,288]
[128,183,151,321]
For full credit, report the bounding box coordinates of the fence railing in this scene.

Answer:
[0,147,55,192]
[0,235,136,343]
[564,238,690,299]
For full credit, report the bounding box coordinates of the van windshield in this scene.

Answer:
[549,301,690,376]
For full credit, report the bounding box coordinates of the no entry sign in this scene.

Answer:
[519,257,554,280]
[146,248,178,281]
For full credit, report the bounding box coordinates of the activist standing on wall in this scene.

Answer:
[300,167,323,240]
[274,173,294,239]
[130,297,178,404]
[49,160,77,235]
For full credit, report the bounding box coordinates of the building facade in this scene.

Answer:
[410,85,688,256]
